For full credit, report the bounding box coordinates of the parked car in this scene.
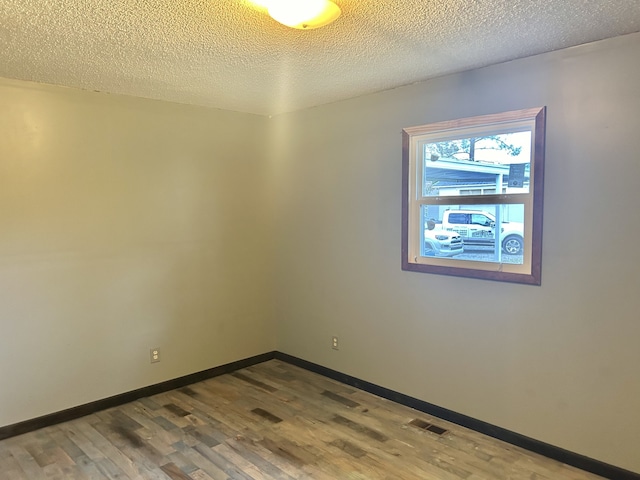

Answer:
[439,209,524,255]
[423,225,464,257]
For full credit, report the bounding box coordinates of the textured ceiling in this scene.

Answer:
[2,0,640,116]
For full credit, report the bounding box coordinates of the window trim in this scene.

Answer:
[401,107,546,285]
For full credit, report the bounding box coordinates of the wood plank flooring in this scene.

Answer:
[0,360,604,479]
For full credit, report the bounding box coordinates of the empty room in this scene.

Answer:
[1,1,639,479]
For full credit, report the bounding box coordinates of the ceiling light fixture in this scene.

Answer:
[267,0,341,30]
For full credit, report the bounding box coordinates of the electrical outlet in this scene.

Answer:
[332,336,339,350]
[150,348,160,363]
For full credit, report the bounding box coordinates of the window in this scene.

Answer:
[402,107,546,284]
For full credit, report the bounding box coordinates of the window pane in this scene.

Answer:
[421,204,525,264]
[422,132,531,197]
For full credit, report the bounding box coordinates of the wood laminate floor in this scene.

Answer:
[0,360,604,479]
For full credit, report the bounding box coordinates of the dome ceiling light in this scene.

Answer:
[267,0,341,30]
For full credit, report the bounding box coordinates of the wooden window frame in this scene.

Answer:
[401,107,546,285]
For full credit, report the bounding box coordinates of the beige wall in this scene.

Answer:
[0,79,276,426]
[272,32,640,473]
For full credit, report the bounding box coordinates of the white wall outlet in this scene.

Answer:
[332,336,339,350]
[150,348,160,363]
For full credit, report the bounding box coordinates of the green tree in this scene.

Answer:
[426,135,521,162]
